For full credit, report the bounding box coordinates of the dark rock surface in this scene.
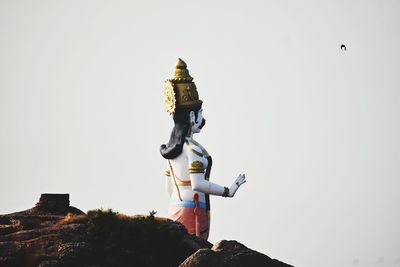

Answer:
[35,194,70,213]
[179,240,293,267]
[0,194,87,267]
[0,194,293,267]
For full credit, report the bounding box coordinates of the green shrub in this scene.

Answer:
[85,209,193,267]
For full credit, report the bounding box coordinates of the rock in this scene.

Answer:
[58,242,93,265]
[37,260,62,267]
[35,194,70,213]
[179,240,293,267]
[0,194,293,267]
[0,194,87,267]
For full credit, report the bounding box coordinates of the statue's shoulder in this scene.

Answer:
[184,139,209,157]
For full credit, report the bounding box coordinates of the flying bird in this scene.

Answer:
[341,44,346,51]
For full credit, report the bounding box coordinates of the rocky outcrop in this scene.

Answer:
[0,194,87,267]
[179,240,292,267]
[34,194,69,213]
[0,194,293,267]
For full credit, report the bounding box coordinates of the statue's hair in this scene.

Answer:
[160,107,201,159]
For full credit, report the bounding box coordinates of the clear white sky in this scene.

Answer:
[1,1,399,266]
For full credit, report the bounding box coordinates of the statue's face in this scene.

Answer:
[191,108,206,134]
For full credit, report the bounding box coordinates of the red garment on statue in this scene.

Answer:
[168,206,210,240]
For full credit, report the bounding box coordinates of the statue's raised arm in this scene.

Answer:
[160,58,246,240]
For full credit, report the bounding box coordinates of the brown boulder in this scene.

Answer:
[179,240,293,267]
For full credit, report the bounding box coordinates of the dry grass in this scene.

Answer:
[58,213,88,225]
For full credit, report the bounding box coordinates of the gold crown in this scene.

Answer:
[164,58,203,114]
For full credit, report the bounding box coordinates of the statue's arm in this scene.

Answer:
[185,143,246,197]
[190,172,226,196]
[185,146,227,196]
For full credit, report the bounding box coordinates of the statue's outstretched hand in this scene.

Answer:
[229,174,246,197]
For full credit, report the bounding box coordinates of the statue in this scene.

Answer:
[160,59,246,240]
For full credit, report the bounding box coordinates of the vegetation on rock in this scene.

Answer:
[85,209,196,267]
[0,195,292,267]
